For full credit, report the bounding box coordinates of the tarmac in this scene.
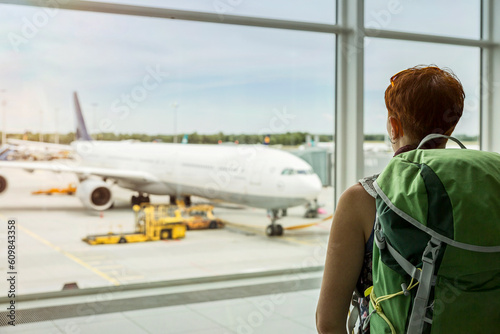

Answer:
[0,168,333,333]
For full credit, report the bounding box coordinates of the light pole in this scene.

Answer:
[0,89,6,145]
[171,102,179,143]
[39,109,43,142]
[55,107,59,144]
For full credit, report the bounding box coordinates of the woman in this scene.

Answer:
[316,65,465,333]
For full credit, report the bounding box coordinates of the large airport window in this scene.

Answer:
[0,3,336,295]
[365,0,481,40]
[80,0,338,24]
[363,38,480,175]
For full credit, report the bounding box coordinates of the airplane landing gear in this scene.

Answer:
[266,224,283,237]
[169,195,191,207]
[266,209,284,237]
[131,194,150,206]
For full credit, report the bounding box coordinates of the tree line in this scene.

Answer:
[3,132,478,145]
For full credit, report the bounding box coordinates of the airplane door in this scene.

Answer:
[250,161,265,185]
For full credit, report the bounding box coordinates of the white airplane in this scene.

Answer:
[0,93,322,236]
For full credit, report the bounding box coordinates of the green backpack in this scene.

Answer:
[368,134,500,334]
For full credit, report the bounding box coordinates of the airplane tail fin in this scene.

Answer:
[74,92,92,141]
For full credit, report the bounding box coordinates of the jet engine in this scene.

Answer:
[0,174,7,194]
[76,179,113,211]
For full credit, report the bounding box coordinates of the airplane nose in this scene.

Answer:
[303,174,322,199]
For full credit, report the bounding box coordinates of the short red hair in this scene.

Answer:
[385,65,465,144]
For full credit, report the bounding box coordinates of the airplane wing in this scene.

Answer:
[0,161,159,183]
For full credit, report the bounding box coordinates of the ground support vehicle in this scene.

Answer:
[83,204,186,245]
[182,204,224,230]
[32,183,77,195]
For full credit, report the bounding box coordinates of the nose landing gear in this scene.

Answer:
[266,209,284,237]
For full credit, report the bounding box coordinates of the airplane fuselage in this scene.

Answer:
[72,141,322,210]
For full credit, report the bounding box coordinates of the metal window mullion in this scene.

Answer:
[364,28,496,48]
[481,0,499,153]
[335,0,365,204]
[491,0,500,154]
[0,0,349,34]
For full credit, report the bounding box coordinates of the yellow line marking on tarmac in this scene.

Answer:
[223,212,333,246]
[224,221,317,246]
[284,215,333,230]
[14,222,121,286]
[93,264,124,270]
[282,236,317,246]
[72,255,107,261]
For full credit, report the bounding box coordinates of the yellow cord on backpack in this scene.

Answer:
[367,269,421,334]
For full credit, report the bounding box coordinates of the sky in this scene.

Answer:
[0,0,481,137]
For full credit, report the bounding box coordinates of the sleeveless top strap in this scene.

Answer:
[358,174,379,199]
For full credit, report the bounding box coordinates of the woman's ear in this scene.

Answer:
[388,116,404,140]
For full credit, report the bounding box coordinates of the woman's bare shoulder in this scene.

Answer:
[339,183,376,208]
[336,183,376,239]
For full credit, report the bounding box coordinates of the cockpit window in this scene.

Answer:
[281,168,313,175]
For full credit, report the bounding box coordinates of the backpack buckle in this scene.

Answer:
[422,238,442,264]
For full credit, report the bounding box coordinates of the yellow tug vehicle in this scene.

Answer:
[83,204,186,245]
